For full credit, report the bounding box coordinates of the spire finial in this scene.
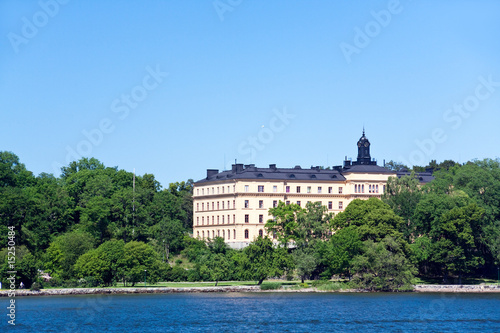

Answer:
[362,126,365,136]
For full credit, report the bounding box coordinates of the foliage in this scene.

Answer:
[351,236,416,292]
[259,282,282,290]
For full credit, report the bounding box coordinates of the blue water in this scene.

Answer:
[5,292,500,332]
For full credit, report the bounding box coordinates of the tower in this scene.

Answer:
[356,129,371,165]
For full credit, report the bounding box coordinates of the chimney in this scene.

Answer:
[232,164,244,173]
[269,164,276,170]
[206,169,218,178]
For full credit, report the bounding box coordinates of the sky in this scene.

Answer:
[1,0,500,188]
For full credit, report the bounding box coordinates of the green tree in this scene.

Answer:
[240,236,293,285]
[74,239,125,286]
[293,248,318,283]
[351,236,416,291]
[44,231,95,280]
[266,201,305,246]
[118,241,164,286]
[318,226,362,279]
[206,253,230,286]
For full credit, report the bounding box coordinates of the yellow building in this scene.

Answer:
[193,131,432,248]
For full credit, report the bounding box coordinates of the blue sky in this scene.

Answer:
[1,0,499,187]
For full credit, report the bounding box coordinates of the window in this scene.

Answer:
[212,202,214,210]
[376,185,379,193]
[383,185,386,193]
[233,229,236,239]
[318,187,322,194]
[217,230,220,237]
[307,186,311,193]
[245,214,249,223]
[244,200,249,208]
[328,187,333,194]
[339,187,343,194]
[222,230,225,239]
[196,203,199,211]
[286,201,290,205]
[259,214,263,223]
[258,185,264,192]
[369,185,372,193]
[297,201,301,206]
[244,229,249,239]
[259,200,264,208]
[233,214,235,223]
[217,216,220,224]
[202,217,204,225]
[328,201,332,210]
[222,201,224,209]
[286,186,290,193]
[339,201,343,209]
[217,187,219,194]
[228,215,230,223]
[227,200,230,209]
[273,200,278,208]
[233,200,235,209]
[245,185,249,192]
[233,185,235,192]
[197,217,199,225]
[222,187,224,194]
[227,229,230,240]
[273,185,277,193]
[217,202,219,210]
[197,231,199,238]
[362,185,364,193]
[227,186,230,193]
[296,186,301,193]
[212,230,215,238]
[222,215,225,224]
[202,231,204,238]
[354,185,357,193]
[259,230,263,237]
[212,216,215,224]
[212,187,214,194]
[202,203,204,211]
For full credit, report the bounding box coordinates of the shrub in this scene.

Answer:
[30,282,41,291]
[260,282,282,290]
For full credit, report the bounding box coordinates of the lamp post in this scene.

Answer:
[144,269,147,287]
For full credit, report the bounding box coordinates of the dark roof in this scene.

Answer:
[196,164,346,184]
[341,164,395,174]
[396,171,434,183]
[196,163,435,184]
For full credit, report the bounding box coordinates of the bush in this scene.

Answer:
[260,282,282,290]
[175,259,183,265]
[316,282,346,291]
[30,282,41,291]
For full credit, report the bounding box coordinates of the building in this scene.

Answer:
[193,131,433,248]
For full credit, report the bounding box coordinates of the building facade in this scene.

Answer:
[193,132,432,248]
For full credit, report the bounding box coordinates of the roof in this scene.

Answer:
[341,164,395,174]
[396,171,434,183]
[195,165,346,184]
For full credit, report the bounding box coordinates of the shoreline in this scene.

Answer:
[1,284,499,297]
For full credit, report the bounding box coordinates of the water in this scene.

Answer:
[6,292,500,332]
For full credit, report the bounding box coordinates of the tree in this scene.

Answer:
[118,241,164,286]
[74,239,125,286]
[318,226,362,279]
[206,253,230,286]
[382,172,423,240]
[293,248,318,283]
[44,231,95,280]
[351,236,416,291]
[383,160,409,172]
[240,236,293,285]
[0,246,40,288]
[266,201,305,246]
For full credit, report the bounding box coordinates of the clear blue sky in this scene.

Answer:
[1,0,499,187]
